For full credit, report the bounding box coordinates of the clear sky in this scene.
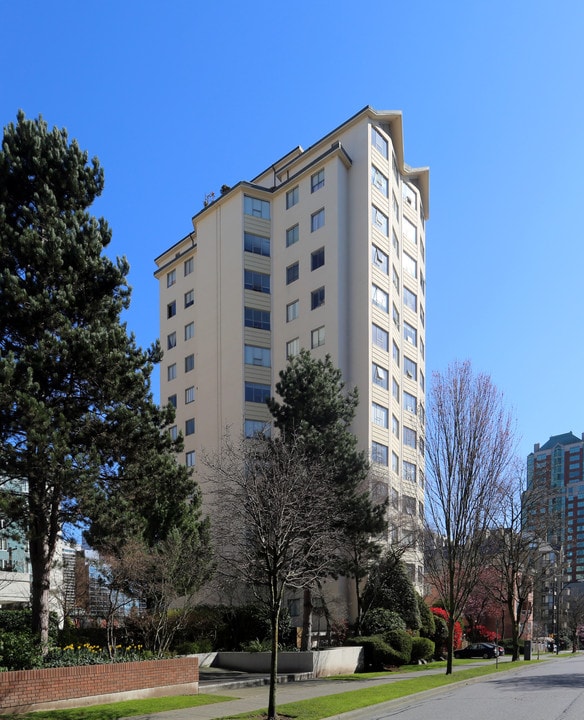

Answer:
[2,0,583,460]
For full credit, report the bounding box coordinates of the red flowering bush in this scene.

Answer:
[431,607,463,650]
[467,623,496,643]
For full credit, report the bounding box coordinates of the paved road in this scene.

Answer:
[341,653,584,720]
[131,655,582,720]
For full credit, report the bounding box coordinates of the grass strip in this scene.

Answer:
[0,694,234,720]
[220,664,514,720]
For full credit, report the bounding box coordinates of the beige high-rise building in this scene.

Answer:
[154,106,429,617]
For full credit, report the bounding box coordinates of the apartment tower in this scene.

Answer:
[154,107,429,618]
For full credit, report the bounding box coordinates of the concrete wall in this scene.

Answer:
[207,646,363,677]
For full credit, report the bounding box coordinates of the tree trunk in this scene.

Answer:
[29,533,52,653]
[268,609,279,720]
[446,617,454,675]
[300,587,312,651]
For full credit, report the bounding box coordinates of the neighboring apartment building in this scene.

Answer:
[154,106,429,620]
[527,432,584,637]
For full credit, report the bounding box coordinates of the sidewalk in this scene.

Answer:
[129,656,524,720]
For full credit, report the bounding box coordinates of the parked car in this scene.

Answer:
[454,642,499,659]
[498,645,505,656]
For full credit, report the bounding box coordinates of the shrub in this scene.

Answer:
[0,609,59,642]
[0,631,43,670]
[383,629,412,666]
[348,635,392,671]
[174,639,213,655]
[361,608,406,636]
[417,595,435,638]
[411,636,435,663]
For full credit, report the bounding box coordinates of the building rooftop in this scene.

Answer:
[539,432,582,451]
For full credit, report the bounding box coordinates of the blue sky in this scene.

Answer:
[2,0,583,460]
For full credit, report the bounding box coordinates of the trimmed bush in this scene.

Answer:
[0,631,43,670]
[411,636,435,662]
[347,635,392,671]
[383,629,412,666]
[361,608,406,636]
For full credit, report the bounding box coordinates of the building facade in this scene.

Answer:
[154,107,429,618]
[527,432,584,637]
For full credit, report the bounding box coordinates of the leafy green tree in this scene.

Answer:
[417,593,436,638]
[0,112,208,648]
[267,350,386,637]
[362,554,421,630]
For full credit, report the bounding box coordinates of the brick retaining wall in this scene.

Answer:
[0,657,199,713]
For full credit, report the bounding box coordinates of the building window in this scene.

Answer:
[245,307,271,330]
[403,496,416,516]
[167,331,176,350]
[244,232,270,257]
[372,441,388,466]
[311,169,325,192]
[184,257,194,276]
[392,377,399,401]
[245,420,271,438]
[167,301,176,318]
[169,425,178,441]
[372,323,388,351]
[286,186,299,209]
[185,386,195,404]
[392,266,399,293]
[392,229,400,256]
[167,269,176,287]
[311,287,325,310]
[311,247,325,270]
[420,271,425,294]
[403,183,417,210]
[392,415,399,439]
[372,363,388,389]
[404,426,417,449]
[168,393,177,408]
[403,216,417,246]
[311,208,325,232]
[420,338,425,359]
[286,300,299,322]
[286,224,299,247]
[392,192,399,220]
[167,364,176,381]
[371,165,388,196]
[184,322,194,341]
[403,321,417,347]
[403,460,417,483]
[286,262,299,284]
[311,326,325,348]
[372,245,389,274]
[392,452,399,474]
[372,206,389,236]
[286,337,300,358]
[245,382,271,404]
[420,370,425,391]
[404,356,417,381]
[393,341,400,366]
[244,269,271,294]
[403,252,417,278]
[404,390,417,414]
[371,127,388,158]
[184,289,194,308]
[244,195,270,219]
[372,284,389,312]
[392,154,399,183]
[185,353,195,372]
[392,303,399,328]
[186,450,195,467]
[420,305,425,326]
[372,402,388,428]
[244,345,271,367]
[185,418,195,436]
[403,286,417,312]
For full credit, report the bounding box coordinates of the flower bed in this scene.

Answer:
[0,657,199,713]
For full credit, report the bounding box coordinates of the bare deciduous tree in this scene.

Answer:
[486,462,557,661]
[425,360,516,674]
[205,433,342,720]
